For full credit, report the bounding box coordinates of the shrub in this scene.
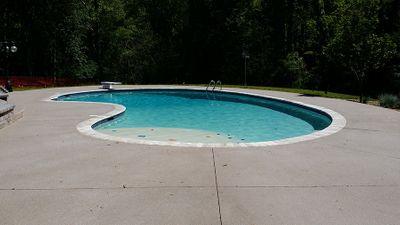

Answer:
[283,52,310,88]
[379,94,399,109]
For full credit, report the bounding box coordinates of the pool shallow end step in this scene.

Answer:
[98,127,243,144]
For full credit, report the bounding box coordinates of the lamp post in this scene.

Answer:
[241,50,250,87]
[1,40,17,92]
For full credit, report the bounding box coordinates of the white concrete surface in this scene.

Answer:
[1,85,399,225]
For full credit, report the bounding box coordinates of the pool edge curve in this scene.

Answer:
[45,87,346,148]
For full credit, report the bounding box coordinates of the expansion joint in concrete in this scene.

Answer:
[212,148,223,225]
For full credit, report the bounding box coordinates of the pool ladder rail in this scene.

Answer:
[206,80,222,92]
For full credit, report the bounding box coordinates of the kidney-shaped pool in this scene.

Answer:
[54,89,345,147]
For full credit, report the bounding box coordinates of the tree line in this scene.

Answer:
[1,0,399,100]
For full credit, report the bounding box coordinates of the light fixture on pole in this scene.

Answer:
[242,50,250,87]
[1,40,18,92]
[1,41,18,54]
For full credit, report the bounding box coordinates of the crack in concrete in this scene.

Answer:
[344,127,380,132]
[0,184,398,192]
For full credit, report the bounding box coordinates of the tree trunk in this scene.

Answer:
[394,0,400,30]
[351,67,365,103]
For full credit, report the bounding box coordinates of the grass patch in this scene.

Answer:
[13,86,48,91]
[186,84,359,100]
[233,85,358,100]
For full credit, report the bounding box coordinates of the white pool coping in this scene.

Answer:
[46,87,346,148]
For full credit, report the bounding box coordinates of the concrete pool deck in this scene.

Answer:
[1,85,399,225]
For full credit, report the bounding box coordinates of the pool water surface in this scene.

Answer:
[56,89,333,145]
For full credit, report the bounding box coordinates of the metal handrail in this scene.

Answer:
[206,80,215,91]
[215,80,222,91]
[206,80,222,92]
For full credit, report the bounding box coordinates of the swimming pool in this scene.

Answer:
[54,88,345,147]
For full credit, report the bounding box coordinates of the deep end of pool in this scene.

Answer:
[53,88,346,147]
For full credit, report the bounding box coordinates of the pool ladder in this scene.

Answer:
[206,80,222,92]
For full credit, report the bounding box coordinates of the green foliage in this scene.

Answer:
[72,60,98,80]
[323,0,398,101]
[251,0,263,9]
[61,0,93,79]
[108,17,156,83]
[379,93,400,108]
[1,0,400,97]
[283,52,310,88]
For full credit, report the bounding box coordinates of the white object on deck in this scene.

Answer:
[101,81,121,90]
[0,86,8,93]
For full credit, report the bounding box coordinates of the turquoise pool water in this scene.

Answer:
[57,89,332,144]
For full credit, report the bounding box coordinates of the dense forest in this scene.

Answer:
[1,0,400,99]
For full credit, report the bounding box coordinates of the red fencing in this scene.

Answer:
[0,76,79,87]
